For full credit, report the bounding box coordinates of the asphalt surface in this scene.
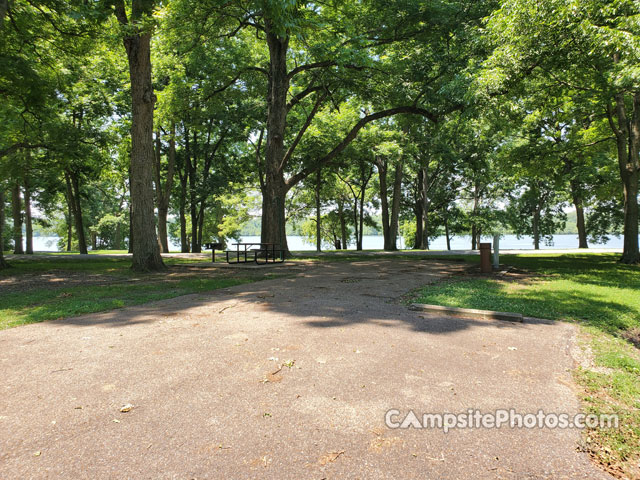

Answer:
[0,259,612,479]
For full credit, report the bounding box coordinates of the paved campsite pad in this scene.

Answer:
[0,259,611,479]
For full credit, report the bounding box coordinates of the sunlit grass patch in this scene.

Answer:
[0,276,254,330]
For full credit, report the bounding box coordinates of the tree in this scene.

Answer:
[113,0,164,271]
[373,130,405,251]
[11,182,23,254]
[153,125,176,253]
[506,180,567,249]
[169,0,482,255]
[0,185,9,269]
[337,155,375,252]
[483,0,640,262]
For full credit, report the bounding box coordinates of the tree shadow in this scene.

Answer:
[42,259,533,338]
[11,255,634,343]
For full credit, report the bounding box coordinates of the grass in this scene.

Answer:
[0,276,256,329]
[413,253,640,479]
[0,254,211,276]
[414,254,639,334]
[0,254,274,330]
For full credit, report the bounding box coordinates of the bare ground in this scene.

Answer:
[0,259,612,479]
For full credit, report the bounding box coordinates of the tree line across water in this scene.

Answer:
[1,0,638,271]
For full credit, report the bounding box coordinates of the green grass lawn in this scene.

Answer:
[413,253,640,478]
[0,276,256,330]
[0,255,272,330]
[415,254,639,335]
[0,254,211,276]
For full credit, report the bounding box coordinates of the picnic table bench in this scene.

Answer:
[225,242,285,265]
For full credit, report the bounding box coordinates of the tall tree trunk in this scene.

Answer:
[388,158,404,251]
[155,122,176,253]
[377,158,390,250]
[153,129,166,252]
[178,170,189,253]
[532,205,540,250]
[358,189,366,251]
[190,202,199,252]
[156,196,169,252]
[338,199,347,250]
[570,179,588,249]
[128,202,133,253]
[23,150,33,254]
[607,64,639,263]
[11,182,23,254]
[262,174,289,253]
[115,219,123,250]
[23,177,33,254]
[63,178,74,251]
[0,187,8,268]
[65,171,88,254]
[414,169,424,249]
[624,92,640,263]
[197,205,205,247]
[71,172,88,254]
[421,166,430,250]
[116,1,164,271]
[352,198,360,250]
[471,183,479,250]
[187,129,201,253]
[315,168,321,252]
[261,22,291,255]
[445,217,451,251]
[414,209,423,249]
[66,200,73,252]
[617,92,639,263]
[564,156,589,250]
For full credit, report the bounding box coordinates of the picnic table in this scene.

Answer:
[226,242,284,265]
[203,242,224,262]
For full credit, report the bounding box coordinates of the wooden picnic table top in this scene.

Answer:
[230,242,281,251]
[231,242,279,245]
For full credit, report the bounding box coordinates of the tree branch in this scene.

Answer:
[287,85,323,111]
[288,60,336,79]
[0,142,49,158]
[286,105,441,189]
[281,92,327,171]
[113,0,128,26]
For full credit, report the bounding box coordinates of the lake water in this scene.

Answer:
[26,233,628,252]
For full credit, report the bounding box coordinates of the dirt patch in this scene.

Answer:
[621,327,640,350]
[0,264,291,297]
